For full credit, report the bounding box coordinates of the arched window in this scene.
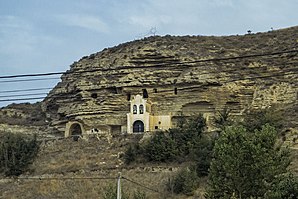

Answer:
[139,104,144,114]
[133,105,137,114]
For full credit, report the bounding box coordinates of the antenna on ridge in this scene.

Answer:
[149,27,157,36]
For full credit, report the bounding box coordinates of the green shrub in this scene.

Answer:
[144,132,178,162]
[214,108,232,133]
[264,173,298,199]
[124,115,212,167]
[167,166,199,196]
[0,132,39,176]
[242,106,284,132]
[124,144,141,164]
[169,114,207,158]
[193,136,214,177]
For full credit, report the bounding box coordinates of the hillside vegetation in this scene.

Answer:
[0,106,298,198]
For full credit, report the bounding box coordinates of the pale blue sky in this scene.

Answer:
[0,0,297,107]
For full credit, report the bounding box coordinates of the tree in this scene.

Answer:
[0,132,40,176]
[264,173,298,199]
[214,108,232,132]
[193,136,214,177]
[242,106,284,132]
[206,124,290,199]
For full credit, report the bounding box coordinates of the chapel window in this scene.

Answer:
[133,105,137,114]
[139,104,144,114]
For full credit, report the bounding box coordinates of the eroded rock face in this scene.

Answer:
[42,27,298,134]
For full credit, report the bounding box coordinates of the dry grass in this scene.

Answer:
[1,133,297,198]
[0,135,195,198]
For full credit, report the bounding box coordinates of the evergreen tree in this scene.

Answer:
[0,133,39,176]
[206,124,290,199]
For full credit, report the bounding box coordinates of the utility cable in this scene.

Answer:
[0,97,45,102]
[0,71,65,79]
[0,93,48,98]
[0,49,297,79]
[0,69,295,104]
[0,77,60,83]
[0,87,52,94]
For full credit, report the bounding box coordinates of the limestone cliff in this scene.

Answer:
[42,26,298,134]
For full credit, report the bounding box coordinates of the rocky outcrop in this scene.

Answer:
[41,26,298,134]
[0,103,51,136]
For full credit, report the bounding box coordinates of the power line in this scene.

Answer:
[0,93,48,99]
[0,71,65,79]
[0,77,60,83]
[51,49,298,72]
[0,49,296,104]
[0,87,52,94]
[0,97,45,102]
[0,68,296,104]
[0,49,297,80]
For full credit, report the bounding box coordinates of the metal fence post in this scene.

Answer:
[117,172,121,199]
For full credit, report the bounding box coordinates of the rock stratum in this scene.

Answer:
[3,27,298,135]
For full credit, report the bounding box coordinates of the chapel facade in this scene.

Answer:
[127,94,172,133]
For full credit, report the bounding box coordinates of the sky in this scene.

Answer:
[0,0,297,107]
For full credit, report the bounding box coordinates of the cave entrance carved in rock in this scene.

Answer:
[133,120,144,133]
[69,123,82,141]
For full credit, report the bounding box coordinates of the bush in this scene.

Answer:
[169,114,207,159]
[167,166,199,196]
[144,132,178,162]
[124,144,141,164]
[242,106,284,132]
[264,173,298,199]
[214,108,232,133]
[193,136,214,177]
[0,132,40,176]
[123,114,214,177]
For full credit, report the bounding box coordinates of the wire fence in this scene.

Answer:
[0,174,167,198]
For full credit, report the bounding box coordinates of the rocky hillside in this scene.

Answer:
[0,103,52,137]
[0,135,189,199]
[42,26,298,133]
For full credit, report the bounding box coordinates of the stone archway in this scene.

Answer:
[69,123,82,141]
[133,120,144,133]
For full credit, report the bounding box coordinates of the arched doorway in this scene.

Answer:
[69,123,82,141]
[133,120,144,133]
